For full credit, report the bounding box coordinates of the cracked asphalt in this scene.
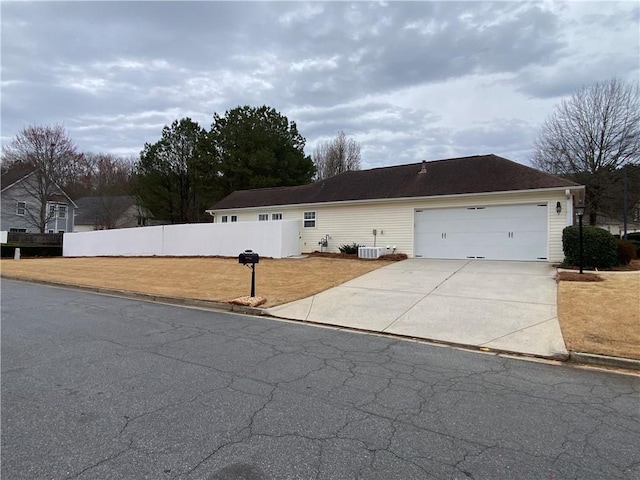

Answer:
[2,280,639,480]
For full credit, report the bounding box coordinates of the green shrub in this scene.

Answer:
[562,226,618,269]
[616,239,638,265]
[338,243,364,255]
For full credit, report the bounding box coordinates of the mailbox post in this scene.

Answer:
[238,250,259,297]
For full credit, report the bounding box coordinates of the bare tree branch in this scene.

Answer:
[313,131,361,180]
[532,78,640,224]
[2,125,82,232]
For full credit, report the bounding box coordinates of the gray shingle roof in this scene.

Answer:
[1,165,36,191]
[209,154,581,210]
[74,196,135,224]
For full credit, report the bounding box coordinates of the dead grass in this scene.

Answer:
[614,258,640,271]
[556,272,604,282]
[0,256,393,308]
[560,258,640,272]
[557,273,640,360]
[3,255,638,360]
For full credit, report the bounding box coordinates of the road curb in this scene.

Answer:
[261,311,571,362]
[4,275,638,370]
[0,275,265,316]
[569,352,640,371]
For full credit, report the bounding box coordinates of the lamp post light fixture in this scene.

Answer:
[575,201,585,274]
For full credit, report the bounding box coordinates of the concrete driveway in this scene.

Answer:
[266,259,568,359]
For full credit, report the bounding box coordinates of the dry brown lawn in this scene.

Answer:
[0,256,392,308]
[3,256,639,360]
[558,273,640,360]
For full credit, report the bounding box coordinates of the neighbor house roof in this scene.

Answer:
[209,154,582,211]
[1,164,36,191]
[1,163,78,207]
[74,196,136,225]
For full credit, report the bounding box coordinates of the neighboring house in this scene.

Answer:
[206,154,585,262]
[1,165,77,233]
[595,204,640,236]
[74,195,162,232]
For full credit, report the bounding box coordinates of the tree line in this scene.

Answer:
[134,106,362,223]
[3,80,637,231]
[0,124,137,232]
[1,105,362,227]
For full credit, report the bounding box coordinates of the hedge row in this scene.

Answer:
[1,245,62,258]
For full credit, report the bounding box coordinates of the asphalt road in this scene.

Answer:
[2,280,639,480]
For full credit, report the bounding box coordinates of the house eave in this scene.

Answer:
[206,185,585,214]
[0,171,36,193]
[1,171,78,207]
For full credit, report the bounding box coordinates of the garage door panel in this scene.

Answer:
[415,204,548,261]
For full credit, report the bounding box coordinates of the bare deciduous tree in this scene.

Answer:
[313,131,361,180]
[89,153,133,196]
[532,78,640,224]
[78,154,135,230]
[62,152,134,199]
[2,125,83,232]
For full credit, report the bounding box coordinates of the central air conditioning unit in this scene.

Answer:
[358,246,387,259]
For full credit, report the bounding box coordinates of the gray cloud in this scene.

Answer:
[1,1,637,168]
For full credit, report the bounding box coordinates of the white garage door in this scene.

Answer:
[414,204,548,261]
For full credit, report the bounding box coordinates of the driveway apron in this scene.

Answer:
[266,259,567,359]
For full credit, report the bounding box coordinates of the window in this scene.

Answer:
[48,230,54,234]
[231,215,238,222]
[9,228,26,233]
[258,214,269,221]
[46,202,67,218]
[271,213,283,220]
[303,211,316,228]
[16,201,26,216]
[221,215,228,223]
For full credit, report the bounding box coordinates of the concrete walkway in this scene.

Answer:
[266,259,568,359]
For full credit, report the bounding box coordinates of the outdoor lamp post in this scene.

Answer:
[575,201,585,274]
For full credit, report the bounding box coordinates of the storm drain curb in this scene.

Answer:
[569,352,640,371]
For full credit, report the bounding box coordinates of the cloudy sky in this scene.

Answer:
[1,1,638,169]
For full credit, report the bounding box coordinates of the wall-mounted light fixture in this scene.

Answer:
[556,201,562,215]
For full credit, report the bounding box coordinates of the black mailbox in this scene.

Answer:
[238,250,259,297]
[238,250,259,265]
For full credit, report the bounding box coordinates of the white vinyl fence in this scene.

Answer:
[63,220,302,258]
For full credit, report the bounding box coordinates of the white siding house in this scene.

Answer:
[207,155,585,263]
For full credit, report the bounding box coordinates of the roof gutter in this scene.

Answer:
[205,185,586,214]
